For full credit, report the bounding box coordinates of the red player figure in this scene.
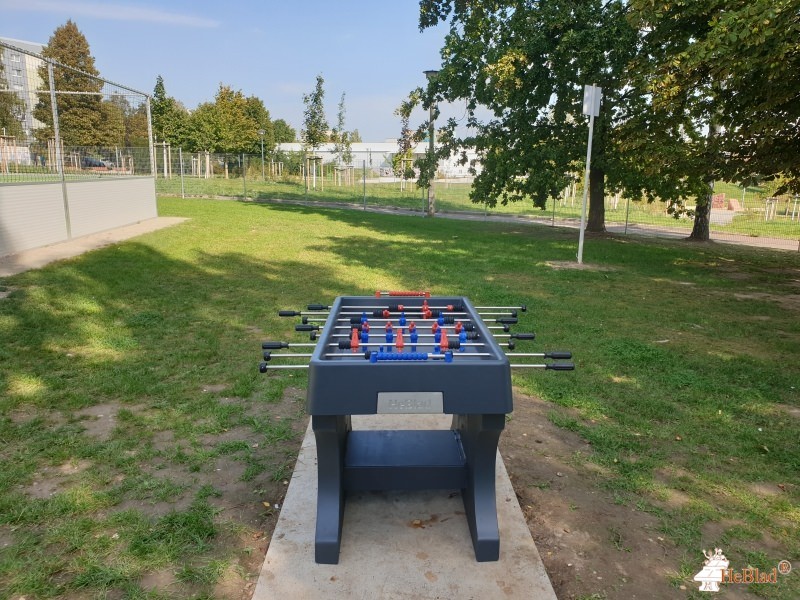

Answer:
[431,322,439,333]
[455,321,463,333]
[363,322,370,333]
[396,329,405,350]
[440,328,449,352]
[350,328,360,353]
[408,321,416,332]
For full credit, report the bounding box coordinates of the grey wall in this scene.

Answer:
[0,177,157,256]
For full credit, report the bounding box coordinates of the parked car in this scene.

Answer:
[81,156,110,170]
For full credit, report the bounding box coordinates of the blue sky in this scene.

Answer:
[1,0,457,141]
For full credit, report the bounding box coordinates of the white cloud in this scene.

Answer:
[0,0,219,28]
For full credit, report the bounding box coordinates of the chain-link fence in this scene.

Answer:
[153,146,800,250]
[0,40,152,183]
[0,40,156,256]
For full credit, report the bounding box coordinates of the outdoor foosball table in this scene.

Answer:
[259,291,573,564]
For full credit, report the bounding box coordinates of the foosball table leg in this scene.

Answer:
[312,415,352,564]
[451,413,505,562]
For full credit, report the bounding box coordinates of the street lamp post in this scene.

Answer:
[423,69,439,217]
[258,129,266,181]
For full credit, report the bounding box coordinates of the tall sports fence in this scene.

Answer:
[153,147,800,251]
[0,40,156,256]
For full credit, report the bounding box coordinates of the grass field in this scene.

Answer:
[153,175,800,241]
[1,196,798,598]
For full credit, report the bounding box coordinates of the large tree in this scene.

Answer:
[273,119,296,144]
[417,0,639,231]
[185,84,261,155]
[244,94,274,155]
[34,20,110,147]
[625,0,800,240]
[151,75,188,146]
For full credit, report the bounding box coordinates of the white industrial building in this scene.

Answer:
[276,141,480,179]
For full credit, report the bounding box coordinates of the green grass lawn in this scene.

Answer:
[1,196,798,598]
[154,175,800,241]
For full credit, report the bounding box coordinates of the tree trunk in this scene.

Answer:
[689,192,711,241]
[587,166,606,232]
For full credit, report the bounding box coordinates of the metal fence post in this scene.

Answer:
[624,196,631,235]
[363,160,366,210]
[48,61,71,239]
[145,97,155,177]
[179,147,185,199]
[242,154,247,199]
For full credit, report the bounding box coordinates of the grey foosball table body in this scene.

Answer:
[306,296,513,564]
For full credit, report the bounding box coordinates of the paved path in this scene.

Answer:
[0,217,188,277]
[252,415,557,600]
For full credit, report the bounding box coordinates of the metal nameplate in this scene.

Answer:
[377,392,444,414]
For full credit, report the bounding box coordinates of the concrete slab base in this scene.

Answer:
[253,414,556,600]
[0,217,188,276]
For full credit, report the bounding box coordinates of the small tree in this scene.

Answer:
[301,74,329,189]
[302,74,328,152]
[331,92,352,165]
[394,94,419,180]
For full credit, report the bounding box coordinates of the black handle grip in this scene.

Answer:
[310,331,318,341]
[546,362,575,371]
[502,324,510,332]
[258,362,268,373]
[546,351,572,360]
[295,324,319,331]
[508,341,515,350]
[509,310,518,318]
[496,317,518,325]
[279,310,299,317]
[512,333,536,340]
[307,304,328,311]
[262,341,288,350]
[262,351,272,361]
[520,305,527,312]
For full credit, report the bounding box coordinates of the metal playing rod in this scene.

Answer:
[510,363,575,370]
[263,353,314,359]
[475,305,527,311]
[329,342,488,348]
[258,363,309,372]
[507,352,572,359]
[293,310,516,317]
[262,341,317,349]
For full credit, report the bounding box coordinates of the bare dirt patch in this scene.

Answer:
[75,401,121,441]
[501,391,687,599]
[733,292,800,311]
[546,261,616,272]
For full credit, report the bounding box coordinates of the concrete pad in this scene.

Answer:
[0,217,188,276]
[253,414,556,600]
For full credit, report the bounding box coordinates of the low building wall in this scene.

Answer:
[0,177,157,257]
